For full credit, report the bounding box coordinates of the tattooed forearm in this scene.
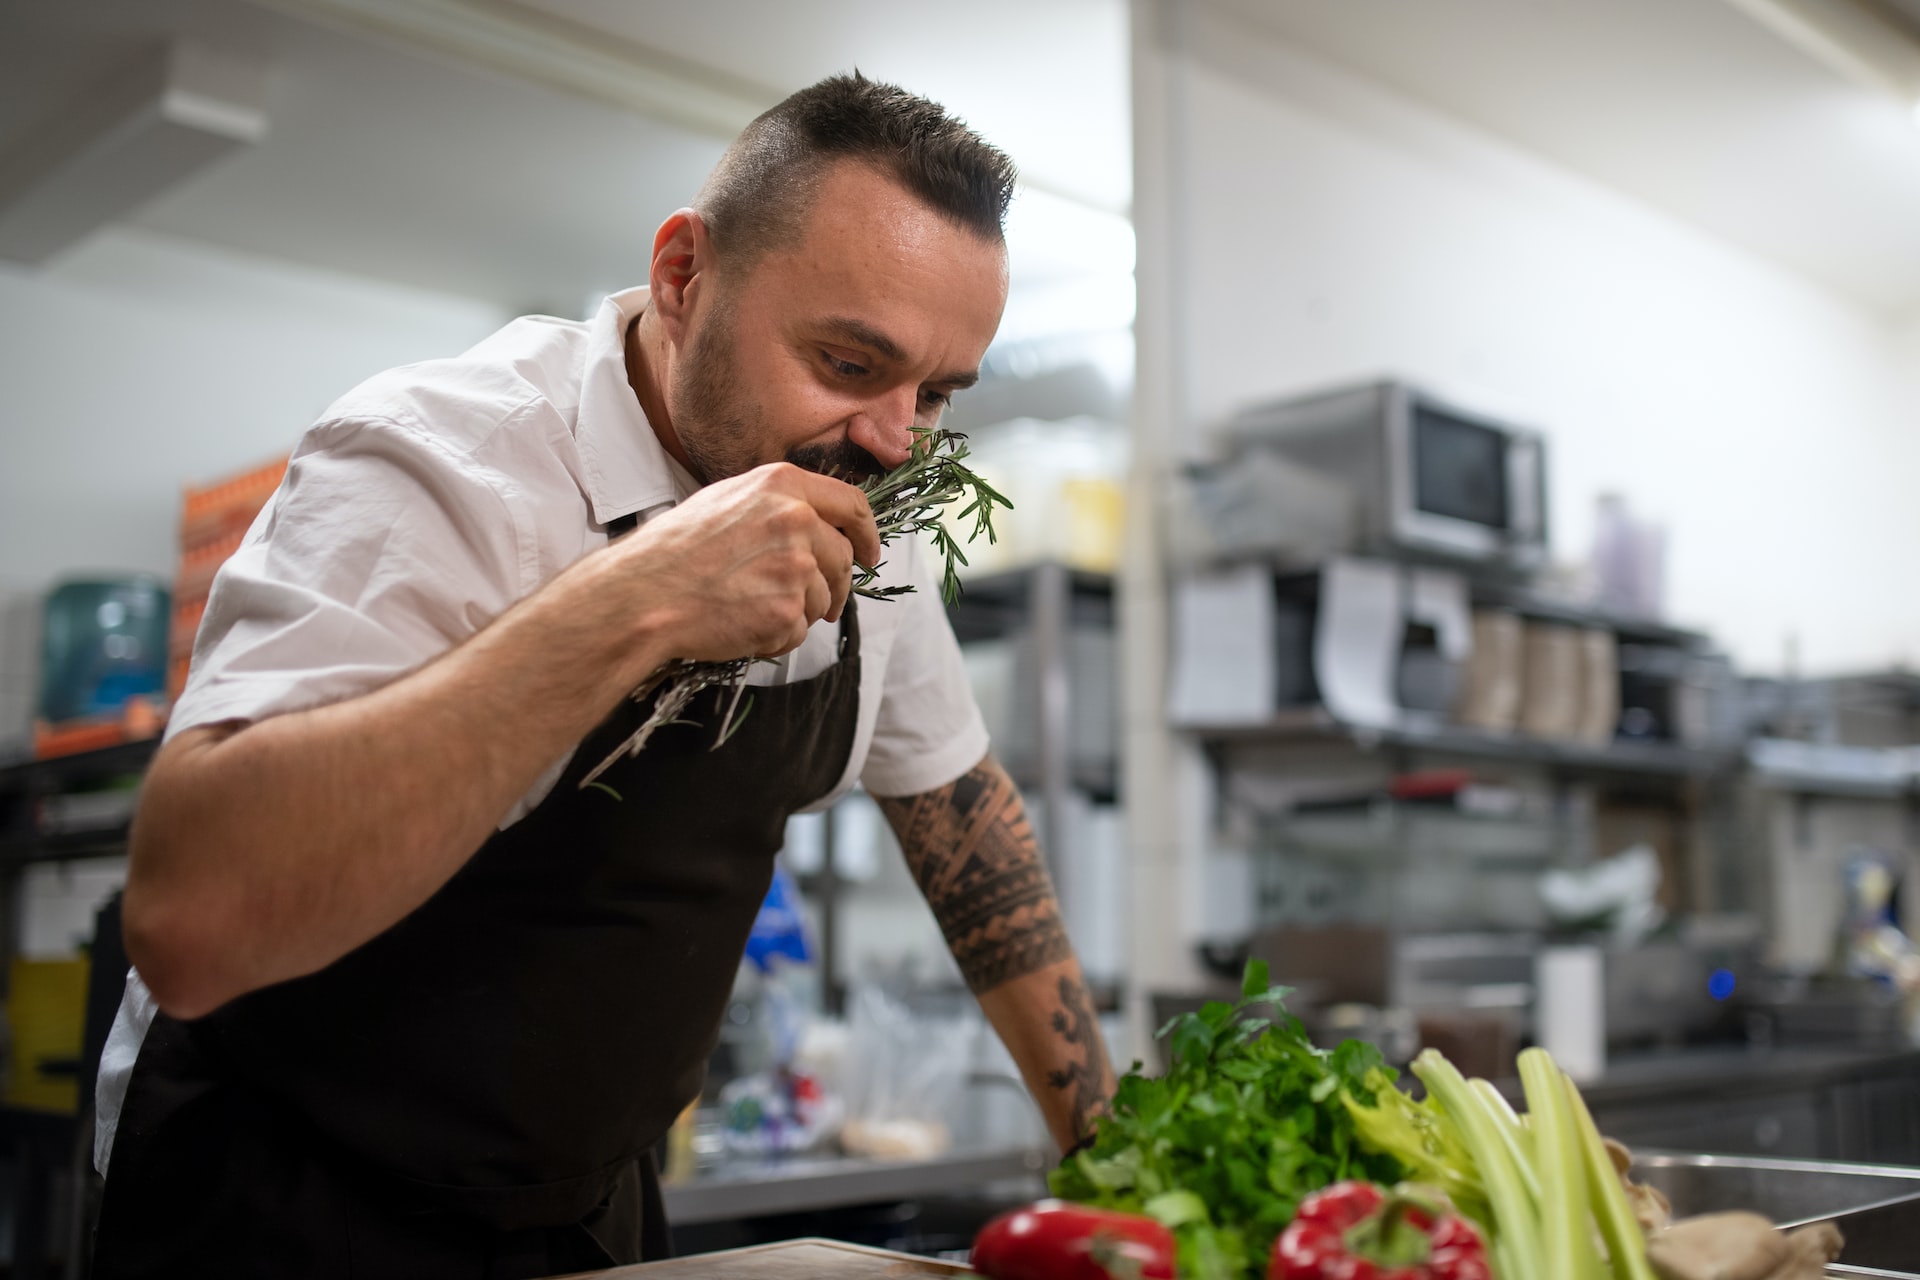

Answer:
[876,758,1072,994]
[1046,974,1113,1141]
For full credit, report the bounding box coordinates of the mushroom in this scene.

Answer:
[1646,1212,1845,1280]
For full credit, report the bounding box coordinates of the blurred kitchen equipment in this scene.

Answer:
[1164,448,1355,571]
[1222,379,1549,573]
[4,955,89,1113]
[1592,493,1667,620]
[1540,844,1665,944]
[1389,932,1536,1014]
[1454,608,1525,732]
[38,577,169,723]
[951,416,1125,577]
[1752,974,1909,1050]
[1251,923,1391,1006]
[1633,1152,1920,1277]
[1519,621,1583,740]
[1574,626,1620,746]
[839,983,976,1161]
[1312,558,1470,730]
[1537,944,1606,1081]
[1416,1011,1520,1083]
[1318,1002,1420,1065]
[1601,937,1739,1048]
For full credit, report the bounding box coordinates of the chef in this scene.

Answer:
[91,73,1115,1279]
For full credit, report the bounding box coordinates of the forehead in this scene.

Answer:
[736,161,1008,364]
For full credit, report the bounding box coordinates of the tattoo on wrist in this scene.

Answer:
[1046,974,1113,1140]
[876,761,1072,994]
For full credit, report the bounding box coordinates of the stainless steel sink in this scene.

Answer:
[1631,1154,1920,1276]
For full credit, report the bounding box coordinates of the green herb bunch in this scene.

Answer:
[1049,960,1406,1280]
[580,427,1008,790]
[849,426,1008,606]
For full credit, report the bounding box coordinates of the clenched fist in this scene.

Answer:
[604,462,882,663]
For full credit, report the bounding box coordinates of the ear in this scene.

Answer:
[647,208,714,344]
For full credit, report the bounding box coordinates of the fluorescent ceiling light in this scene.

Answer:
[0,42,269,264]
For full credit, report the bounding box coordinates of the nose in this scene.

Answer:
[846,390,918,471]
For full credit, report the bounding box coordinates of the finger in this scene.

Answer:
[810,520,853,623]
[757,620,811,659]
[801,569,832,629]
[780,466,882,568]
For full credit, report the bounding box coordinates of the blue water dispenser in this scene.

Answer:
[37,578,171,723]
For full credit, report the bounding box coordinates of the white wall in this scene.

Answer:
[0,229,509,588]
[1150,2,1920,676]
[0,229,507,737]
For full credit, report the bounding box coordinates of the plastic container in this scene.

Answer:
[38,577,171,723]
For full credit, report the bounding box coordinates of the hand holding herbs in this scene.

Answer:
[581,428,1007,788]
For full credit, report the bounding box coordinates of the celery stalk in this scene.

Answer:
[1563,1070,1660,1280]
[1518,1048,1595,1280]
[1413,1050,1542,1280]
[1469,1077,1542,1207]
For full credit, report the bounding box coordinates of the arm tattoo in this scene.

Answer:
[1047,974,1113,1141]
[876,761,1072,994]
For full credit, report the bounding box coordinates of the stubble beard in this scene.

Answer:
[671,292,759,486]
[672,291,888,488]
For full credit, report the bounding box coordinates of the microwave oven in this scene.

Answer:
[1226,381,1549,572]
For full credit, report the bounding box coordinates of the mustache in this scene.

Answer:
[786,440,885,485]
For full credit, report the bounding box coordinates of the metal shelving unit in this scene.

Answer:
[943,562,1123,1006]
[1182,705,1739,780]
[946,562,1118,882]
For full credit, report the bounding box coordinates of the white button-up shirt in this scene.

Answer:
[96,286,989,1173]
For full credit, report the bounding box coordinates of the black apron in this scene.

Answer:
[93,568,863,1280]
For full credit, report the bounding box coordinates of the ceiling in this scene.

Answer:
[2,0,1918,321]
[0,0,1131,312]
[1207,0,1920,320]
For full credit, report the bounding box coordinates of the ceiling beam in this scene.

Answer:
[242,0,781,140]
[1721,0,1920,104]
[0,42,270,264]
[240,0,1125,215]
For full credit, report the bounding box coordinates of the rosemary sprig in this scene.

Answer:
[579,427,1009,786]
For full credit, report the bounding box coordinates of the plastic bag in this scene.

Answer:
[838,981,978,1160]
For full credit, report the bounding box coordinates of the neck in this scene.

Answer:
[624,305,697,477]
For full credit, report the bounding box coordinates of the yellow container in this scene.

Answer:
[5,956,90,1114]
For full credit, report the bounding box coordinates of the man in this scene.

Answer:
[92,73,1114,1278]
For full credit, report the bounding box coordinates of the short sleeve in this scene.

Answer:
[166,415,530,739]
[858,538,991,797]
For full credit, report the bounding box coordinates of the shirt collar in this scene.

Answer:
[575,286,699,526]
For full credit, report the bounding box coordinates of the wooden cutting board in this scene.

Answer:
[561,1238,972,1278]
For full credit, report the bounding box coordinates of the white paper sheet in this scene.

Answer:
[1167,565,1274,725]
[1313,556,1401,729]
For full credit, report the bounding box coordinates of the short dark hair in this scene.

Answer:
[696,72,1018,268]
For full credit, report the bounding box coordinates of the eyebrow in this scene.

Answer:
[819,315,980,390]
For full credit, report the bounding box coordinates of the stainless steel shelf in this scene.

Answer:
[1182,706,1737,779]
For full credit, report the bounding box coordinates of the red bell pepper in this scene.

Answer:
[971,1199,1178,1280]
[1270,1182,1492,1280]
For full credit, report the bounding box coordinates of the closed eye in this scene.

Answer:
[822,351,867,379]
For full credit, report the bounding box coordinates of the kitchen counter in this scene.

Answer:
[1559,1046,1920,1107]
[660,1145,1049,1226]
[1493,1045,1920,1165]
